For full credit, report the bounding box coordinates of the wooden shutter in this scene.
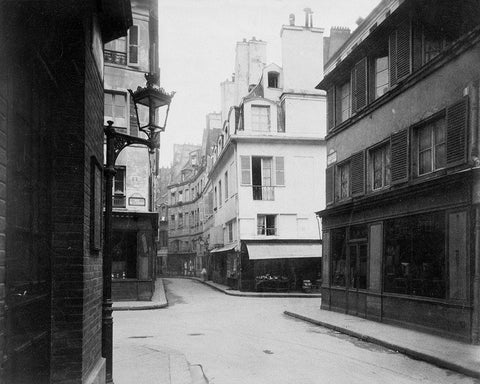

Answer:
[446,98,468,167]
[128,25,139,65]
[326,166,335,205]
[350,151,365,196]
[327,87,335,130]
[396,20,411,80]
[390,129,409,184]
[389,30,398,86]
[351,58,368,113]
[275,157,285,186]
[240,156,251,184]
[412,20,423,71]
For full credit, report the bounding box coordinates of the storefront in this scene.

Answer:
[111,212,157,301]
[320,173,474,341]
[239,240,322,292]
[209,244,238,287]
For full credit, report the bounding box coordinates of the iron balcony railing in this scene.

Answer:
[252,185,275,201]
[257,227,277,236]
[113,194,126,208]
[104,50,127,65]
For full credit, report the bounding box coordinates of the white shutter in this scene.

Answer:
[240,156,251,185]
[275,157,285,186]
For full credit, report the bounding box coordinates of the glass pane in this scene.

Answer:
[434,120,445,144]
[349,246,357,289]
[376,56,388,72]
[418,126,432,151]
[419,149,432,174]
[358,244,368,289]
[435,143,446,169]
[117,37,126,52]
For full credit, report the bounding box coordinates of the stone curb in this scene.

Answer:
[284,311,480,380]
[113,279,169,311]
[179,276,322,298]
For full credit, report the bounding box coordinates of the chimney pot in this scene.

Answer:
[289,13,295,26]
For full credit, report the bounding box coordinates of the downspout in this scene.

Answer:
[470,80,480,344]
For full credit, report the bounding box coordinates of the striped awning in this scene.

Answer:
[246,243,322,260]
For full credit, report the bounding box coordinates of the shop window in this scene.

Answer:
[384,211,446,298]
[331,228,346,286]
[415,117,446,176]
[104,92,127,128]
[335,161,350,201]
[369,143,391,191]
[112,231,137,279]
[257,215,276,236]
[251,105,270,132]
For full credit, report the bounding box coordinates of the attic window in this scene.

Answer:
[268,72,279,88]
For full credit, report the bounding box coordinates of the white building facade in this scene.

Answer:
[207,11,327,291]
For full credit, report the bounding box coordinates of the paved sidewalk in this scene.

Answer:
[113,278,168,311]
[183,276,322,298]
[284,306,480,379]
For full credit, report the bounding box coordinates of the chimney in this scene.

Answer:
[289,13,295,26]
[304,7,313,28]
[356,17,365,26]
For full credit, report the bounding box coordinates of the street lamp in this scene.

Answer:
[103,72,174,383]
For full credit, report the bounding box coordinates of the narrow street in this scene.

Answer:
[113,278,478,384]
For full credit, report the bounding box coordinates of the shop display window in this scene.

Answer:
[331,228,347,286]
[384,211,446,298]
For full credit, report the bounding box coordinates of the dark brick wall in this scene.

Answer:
[82,35,105,382]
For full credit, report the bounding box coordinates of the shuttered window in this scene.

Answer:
[275,157,285,186]
[240,156,251,185]
[351,58,368,113]
[389,20,411,86]
[350,151,365,196]
[326,166,334,205]
[446,98,468,167]
[327,87,335,131]
[128,25,139,65]
[390,129,409,184]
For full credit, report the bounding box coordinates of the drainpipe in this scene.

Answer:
[471,81,480,344]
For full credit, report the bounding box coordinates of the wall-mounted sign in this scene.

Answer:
[129,196,146,206]
[327,150,337,166]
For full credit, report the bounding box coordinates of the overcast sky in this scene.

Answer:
[157,0,380,166]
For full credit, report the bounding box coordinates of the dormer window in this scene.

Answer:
[268,72,279,88]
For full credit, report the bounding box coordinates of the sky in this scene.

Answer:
[157,0,380,166]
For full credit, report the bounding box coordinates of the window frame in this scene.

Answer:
[251,105,271,132]
[104,91,127,129]
[257,214,277,236]
[413,113,446,177]
[335,160,351,202]
[368,140,391,192]
[128,24,140,66]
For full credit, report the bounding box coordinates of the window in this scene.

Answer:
[113,167,126,195]
[170,214,175,229]
[268,72,279,88]
[331,229,346,286]
[104,92,127,127]
[335,161,350,201]
[374,56,389,99]
[128,25,139,65]
[170,192,176,205]
[227,221,234,242]
[257,215,276,236]
[178,213,183,228]
[218,181,222,207]
[416,118,446,175]
[369,143,391,190]
[104,36,127,65]
[252,157,274,201]
[224,171,229,201]
[251,105,270,132]
[214,186,217,209]
[384,212,446,298]
[339,82,351,123]
[178,190,183,203]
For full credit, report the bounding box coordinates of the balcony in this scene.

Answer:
[113,194,126,208]
[104,50,127,65]
[252,185,275,201]
[257,227,277,236]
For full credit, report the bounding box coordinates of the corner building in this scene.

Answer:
[317,0,480,342]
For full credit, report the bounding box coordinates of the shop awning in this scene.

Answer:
[210,244,237,253]
[246,243,322,260]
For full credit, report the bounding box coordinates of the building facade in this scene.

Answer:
[207,13,327,291]
[103,0,159,301]
[0,1,131,383]
[317,0,480,342]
